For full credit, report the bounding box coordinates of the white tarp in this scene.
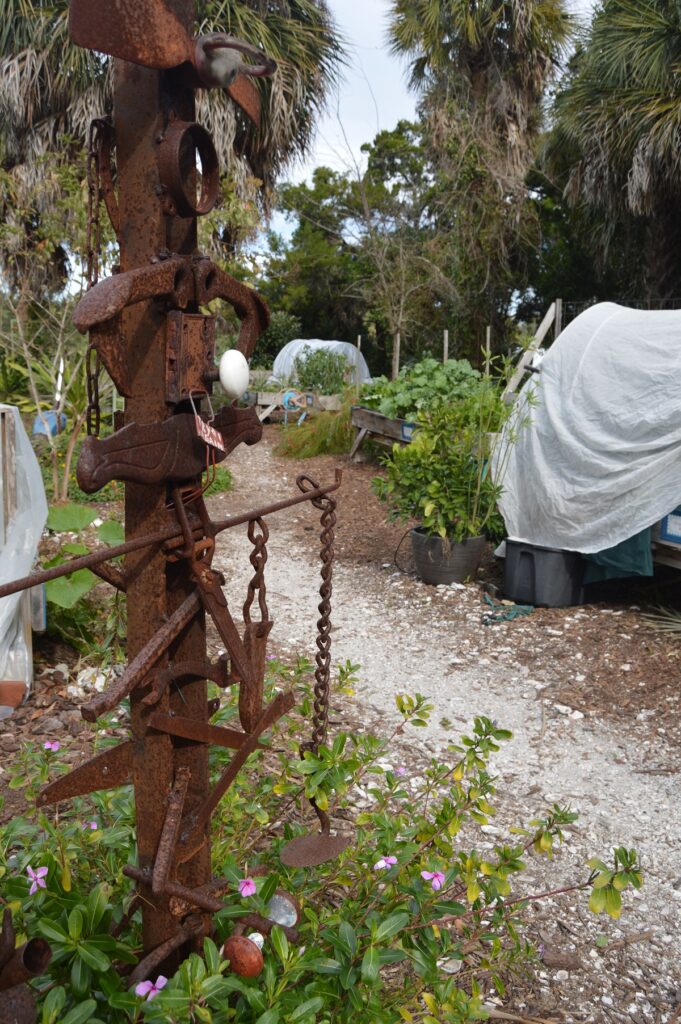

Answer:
[0,405,47,691]
[270,339,371,386]
[494,303,681,553]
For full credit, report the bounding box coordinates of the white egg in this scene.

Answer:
[218,349,250,400]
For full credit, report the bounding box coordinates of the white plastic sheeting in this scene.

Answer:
[270,339,371,386]
[0,405,48,691]
[494,303,681,553]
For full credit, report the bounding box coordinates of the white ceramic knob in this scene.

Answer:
[218,349,250,400]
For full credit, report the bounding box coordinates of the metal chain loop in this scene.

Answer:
[296,475,336,756]
[243,518,269,625]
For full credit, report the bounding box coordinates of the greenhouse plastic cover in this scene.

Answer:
[270,339,371,385]
[0,405,47,688]
[494,303,681,553]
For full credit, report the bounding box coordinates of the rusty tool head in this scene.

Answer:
[280,803,350,869]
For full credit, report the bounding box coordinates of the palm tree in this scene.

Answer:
[548,0,681,299]
[386,0,573,357]
[0,0,343,230]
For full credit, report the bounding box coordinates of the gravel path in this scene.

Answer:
[210,432,681,1023]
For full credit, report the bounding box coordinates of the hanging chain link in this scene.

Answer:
[243,517,269,625]
[296,476,337,757]
[85,119,109,437]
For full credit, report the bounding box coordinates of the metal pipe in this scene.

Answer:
[0,473,342,602]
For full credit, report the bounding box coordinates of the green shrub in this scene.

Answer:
[1,660,642,1023]
[253,312,303,370]
[361,359,483,421]
[294,346,350,395]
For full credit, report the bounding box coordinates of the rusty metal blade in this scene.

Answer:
[36,742,133,807]
[227,75,261,125]
[238,620,272,732]
[148,712,255,751]
[69,0,194,69]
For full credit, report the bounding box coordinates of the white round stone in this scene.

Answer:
[218,349,250,400]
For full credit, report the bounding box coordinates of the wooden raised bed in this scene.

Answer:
[349,406,417,460]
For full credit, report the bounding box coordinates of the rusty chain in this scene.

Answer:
[296,474,336,756]
[243,518,269,625]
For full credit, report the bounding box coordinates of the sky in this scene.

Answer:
[290,0,598,184]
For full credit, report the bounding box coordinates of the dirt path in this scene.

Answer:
[209,428,681,1024]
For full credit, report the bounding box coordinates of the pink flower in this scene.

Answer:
[43,740,60,752]
[393,766,407,776]
[135,976,167,1001]
[374,855,398,871]
[421,870,446,891]
[82,821,98,830]
[238,877,256,898]
[26,866,48,895]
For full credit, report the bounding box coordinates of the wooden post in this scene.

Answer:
[443,329,449,364]
[391,332,401,380]
[555,298,563,339]
[484,326,492,377]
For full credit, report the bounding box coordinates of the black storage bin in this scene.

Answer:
[504,540,586,608]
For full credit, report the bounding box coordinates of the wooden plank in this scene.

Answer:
[351,406,415,442]
[349,427,368,461]
[503,302,555,400]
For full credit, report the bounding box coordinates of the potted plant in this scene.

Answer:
[373,383,507,584]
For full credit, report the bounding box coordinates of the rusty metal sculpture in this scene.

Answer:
[1,0,348,1006]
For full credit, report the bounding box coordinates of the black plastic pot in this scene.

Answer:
[410,528,486,585]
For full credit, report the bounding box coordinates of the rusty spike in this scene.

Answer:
[238,620,273,733]
[178,690,294,859]
[81,591,201,722]
[152,767,191,895]
[148,712,255,751]
[36,742,133,808]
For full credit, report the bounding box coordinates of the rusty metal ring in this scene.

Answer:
[158,121,219,218]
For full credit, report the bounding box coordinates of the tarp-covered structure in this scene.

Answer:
[494,303,681,556]
[270,339,371,386]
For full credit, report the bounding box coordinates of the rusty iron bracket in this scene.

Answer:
[148,712,257,752]
[76,405,262,493]
[192,258,269,362]
[141,655,230,707]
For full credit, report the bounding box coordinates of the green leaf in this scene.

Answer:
[306,956,342,975]
[270,925,289,965]
[61,1002,98,1024]
[361,946,380,983]
[37,919,69,943]
[42,986,66,1024]
[47,504,97,533]
[287,997,325,1022]
[97,520,124,545]
[70,957,92,1000]
[255,1010,280,1024]
[604,886,622,920]
[62,543,90,556]
[588,887,606,915]
[68,907,83,942]
[203,936,221,975]
[45,569,97,609]
[338,920,357,956]
[374,912,410,943]
[77,941,111,972]
[86,886,109,932]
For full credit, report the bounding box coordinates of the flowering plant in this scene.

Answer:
[0,659,642,1023]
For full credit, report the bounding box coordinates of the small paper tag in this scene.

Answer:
[195,414,226,452]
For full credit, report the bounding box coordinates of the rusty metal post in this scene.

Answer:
[114,3,209,957]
